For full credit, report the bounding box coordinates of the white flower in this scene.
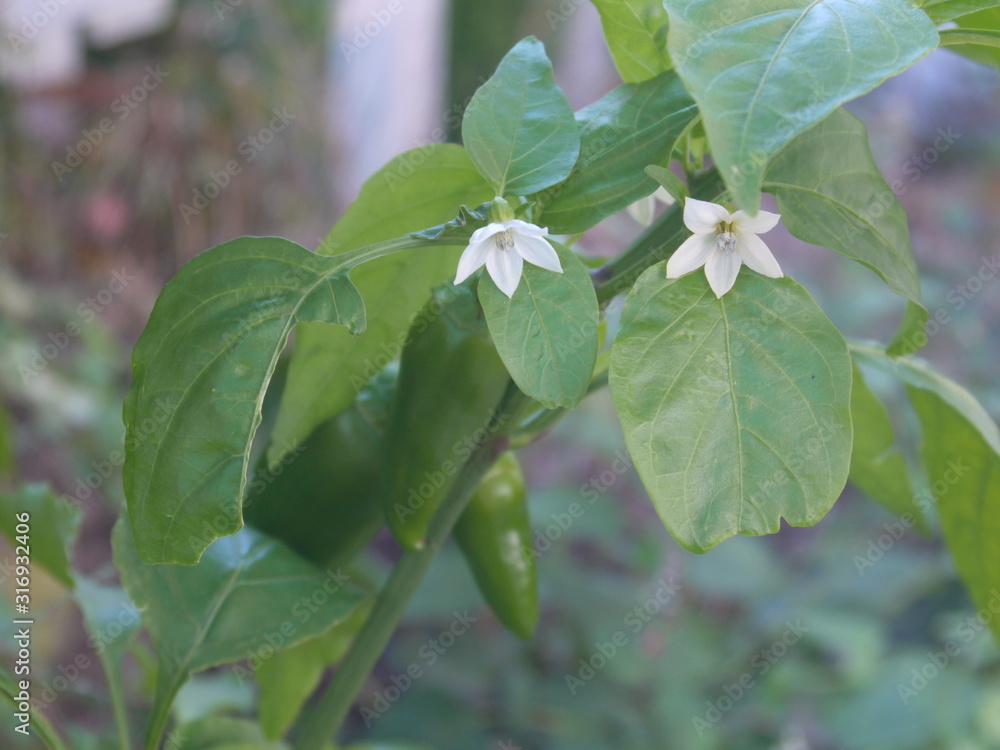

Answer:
[626,186,675,226]
[454,218,562,298]
[667,197,783,297]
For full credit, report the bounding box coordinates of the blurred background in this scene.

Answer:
[1,1,1000,748]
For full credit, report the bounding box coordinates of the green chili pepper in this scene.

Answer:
[382,283,512,550]
[243,362,396,567]
[454,452,538,640]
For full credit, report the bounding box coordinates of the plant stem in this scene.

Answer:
[293,388,529,750]
[593,169,726,303]
[143,673,186,750]
[938,28,1000,49]
[104,656,133,750]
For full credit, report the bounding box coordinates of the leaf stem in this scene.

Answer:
[938,28,1000,49]
[293,388,529,750]
[104,657,133,750]
[143,673,186,750]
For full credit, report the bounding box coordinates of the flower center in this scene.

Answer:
[495,229,515,253]
[716,229,738,254]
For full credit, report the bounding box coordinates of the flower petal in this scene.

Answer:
[469,222,507,245]
[454,237,493,285]
[666,233,716,278]
[515,234,562,274]
[505,219,549,237]
[683,197,730,234]
[704,249,742,298]
[731,208,780,235]
[627,195,655,226]
[486,247,524,298]
[737,231,783,278]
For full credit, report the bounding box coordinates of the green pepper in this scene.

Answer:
[243,362,396,567]
[382,283,512,550]
[454,452,538,640]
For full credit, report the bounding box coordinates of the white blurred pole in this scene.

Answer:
[327,0,448,204]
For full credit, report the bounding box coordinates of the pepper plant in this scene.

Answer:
[5,1,1000,748]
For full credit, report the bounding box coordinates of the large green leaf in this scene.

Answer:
[848,365,927,531]
[479,243,599,409]
[852,343,1000,637]
[113,514,364,742]
[610,267,853,553]
[663,0,938,212]
[0,483,81,586]
[123,236,369,565]
[919,0,1000,22]
[538,72,697,235]
[269,145,491,465]
[763,108,926,355]
[461,37,580,196]
[256,597,373,739]
[590,0,672,82]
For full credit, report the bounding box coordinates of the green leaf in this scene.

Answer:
[123,236,366,565]
[663,0,938,211]
[762,108,927,355]
[257,597,373,739]
[479,243,599,409]
[0,483,81,586]
[851,343,1000,638]
[848,365,927,532]
[537,72,697,234]
[919,0,1000,22]
[462,37,580,196]
[268,145,492,465]
[610,267,853,553]
[112,513,364,745]
[172,716,287,749]
[645,165,689,204]
[590,0,672,82]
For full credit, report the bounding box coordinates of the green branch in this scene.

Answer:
[939,28,1000,49]
[293,386,530,750]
